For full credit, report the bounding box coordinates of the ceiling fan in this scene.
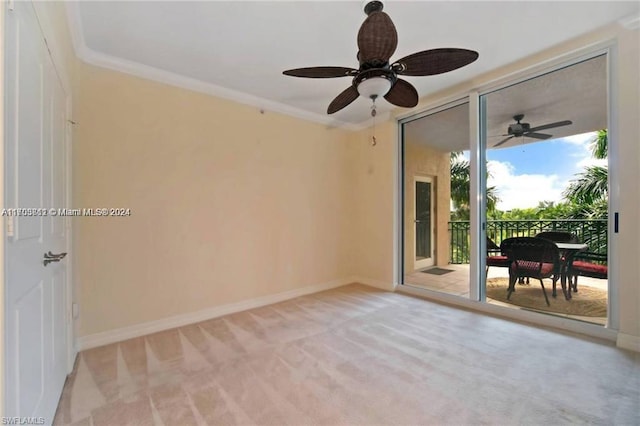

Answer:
[282,1,479,115]
[494,114,573,147]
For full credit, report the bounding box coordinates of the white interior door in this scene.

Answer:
[5,1,69,420]
[414,176,435,270]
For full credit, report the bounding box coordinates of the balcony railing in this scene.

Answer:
[449,219,608,264]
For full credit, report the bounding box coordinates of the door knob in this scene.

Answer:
[43,251,67,266]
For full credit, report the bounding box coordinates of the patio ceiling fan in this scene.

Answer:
[494,114,573,147]
[282,1,479,115]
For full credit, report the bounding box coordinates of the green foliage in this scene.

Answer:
[560,129,608,220]
[450,152,499,220]
[490,202,566,220]
[563,165,608,206]
[590,129,608,160]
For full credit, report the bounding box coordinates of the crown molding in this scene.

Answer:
[64,2,360,131]
[82,48,362,130]
[65,1,86,62]
[619,13,640,30]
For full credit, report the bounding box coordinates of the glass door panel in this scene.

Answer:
[401,101,471,298]
[481,55,609,325]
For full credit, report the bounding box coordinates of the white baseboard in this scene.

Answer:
[350,276,396,291]
[76,277,352,351]
[616,333,640,352]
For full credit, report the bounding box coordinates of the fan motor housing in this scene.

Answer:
[508,122,530,135]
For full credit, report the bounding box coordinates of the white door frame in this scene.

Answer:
[64,96,74,372]
[0,3,6,417]
[413,175,435,270]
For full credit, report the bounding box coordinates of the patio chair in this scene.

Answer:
[535,231,581,293]
[501,237,562,306]
[486,236,510,274]
[567,252,608,292]
[487,236,528,284]
[534,231,579,243]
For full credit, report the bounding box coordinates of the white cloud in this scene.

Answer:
[559,130,607,171]
[487,160,564,210]
[558,132,595,146]
[577,157,608,169]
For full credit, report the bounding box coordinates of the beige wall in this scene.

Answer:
[351,22,640,342]
[403,141,451,273]
[73,64,356,336]
[347,121,396,289]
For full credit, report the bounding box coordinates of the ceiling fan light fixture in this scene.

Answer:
[282,0,479,114]
[357,75,392,99]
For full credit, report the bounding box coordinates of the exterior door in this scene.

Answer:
[5,1,69,420]
[414,176,434,269]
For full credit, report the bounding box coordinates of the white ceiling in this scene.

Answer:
[68,1,639,127]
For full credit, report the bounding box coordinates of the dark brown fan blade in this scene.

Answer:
[393,48,479,76]
[357,12,398,63]
[327,86,359,114]
[525,132,552,140]
[528,120,572,133]
[283,67,357,78]
[384,79,418,108]
[494,135,514,147]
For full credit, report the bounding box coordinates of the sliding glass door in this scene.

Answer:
[399,52,612,326]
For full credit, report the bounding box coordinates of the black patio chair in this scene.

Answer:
[488,236,529,284]
[486,236,510,275]
[535,231,584,294]
[568,252,608,292]
[534,231,579,243]
[501,237,562,306]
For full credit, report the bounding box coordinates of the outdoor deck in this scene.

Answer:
[404,264,607,326]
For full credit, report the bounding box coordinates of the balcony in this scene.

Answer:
[404,219,608,325]
[449,219,608,264]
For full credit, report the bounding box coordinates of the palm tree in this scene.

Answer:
[563,165,608,205]
[590,129,607,159]
[562,129,608,253]
[563,129,608,209]
[450,152,499,219]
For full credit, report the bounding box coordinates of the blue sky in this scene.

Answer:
[483,132,607,210]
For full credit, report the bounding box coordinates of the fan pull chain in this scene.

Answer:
[371,100,377,146]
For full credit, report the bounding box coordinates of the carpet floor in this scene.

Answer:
[54,284,639,425]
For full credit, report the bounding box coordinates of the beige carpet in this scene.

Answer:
[486,277,607,317]
[54,284,638,425]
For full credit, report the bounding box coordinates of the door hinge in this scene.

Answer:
[8,0,15,11]
[6,216,15,238]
